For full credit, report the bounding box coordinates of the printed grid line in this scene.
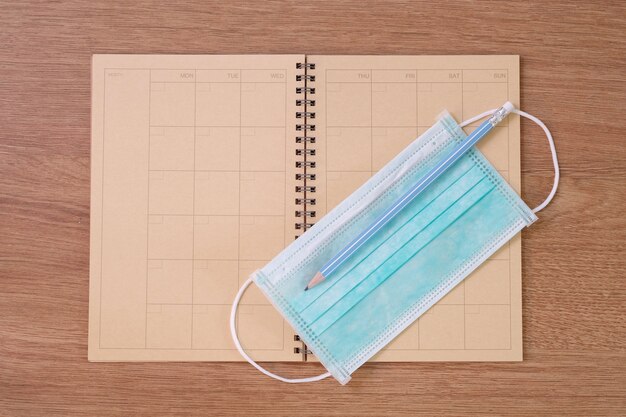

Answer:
[191,69,197,346]
[145,69,151,347]
[141,68,288,351]
[122,69,289,351]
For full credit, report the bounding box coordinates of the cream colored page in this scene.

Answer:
[308,55,522,361]
[89,54,304,361]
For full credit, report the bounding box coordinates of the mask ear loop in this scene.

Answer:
[230,276,332,383]
[459,107,560,213]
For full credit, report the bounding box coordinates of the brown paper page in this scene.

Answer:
[308,55,522,361]
[89,55,304,361]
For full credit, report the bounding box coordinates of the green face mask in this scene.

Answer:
[230,107,559,384]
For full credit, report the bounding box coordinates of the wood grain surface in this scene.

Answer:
[1,1,625,415]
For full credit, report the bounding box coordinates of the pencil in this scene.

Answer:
[305,102,514,291]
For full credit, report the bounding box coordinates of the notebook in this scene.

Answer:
[89,54,521,362]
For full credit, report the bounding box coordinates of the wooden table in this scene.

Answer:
[2,1,625,415]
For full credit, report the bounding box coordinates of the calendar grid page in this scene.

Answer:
[89,54,521,362]
[89,55,304,361]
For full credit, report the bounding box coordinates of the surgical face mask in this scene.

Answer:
[230,106,559,384]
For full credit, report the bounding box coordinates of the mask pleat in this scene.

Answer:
[308,177,496,335]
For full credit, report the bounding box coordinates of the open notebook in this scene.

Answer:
[89,54,521,362]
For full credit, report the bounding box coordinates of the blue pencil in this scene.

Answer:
[305,102,514,291]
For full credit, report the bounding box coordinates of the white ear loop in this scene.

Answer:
[230,106,558,383]
[460,107,559,213]
[230,276,331,383]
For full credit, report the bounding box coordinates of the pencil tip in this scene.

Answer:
[305,271,326,291]
[304,286,309,291]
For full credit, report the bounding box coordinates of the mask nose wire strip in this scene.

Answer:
[459,107,559,213]
[230,276,332,383]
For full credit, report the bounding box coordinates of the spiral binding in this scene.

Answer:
[294,60,317,361]
[294,59,316,238]
[293,335,313,355]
